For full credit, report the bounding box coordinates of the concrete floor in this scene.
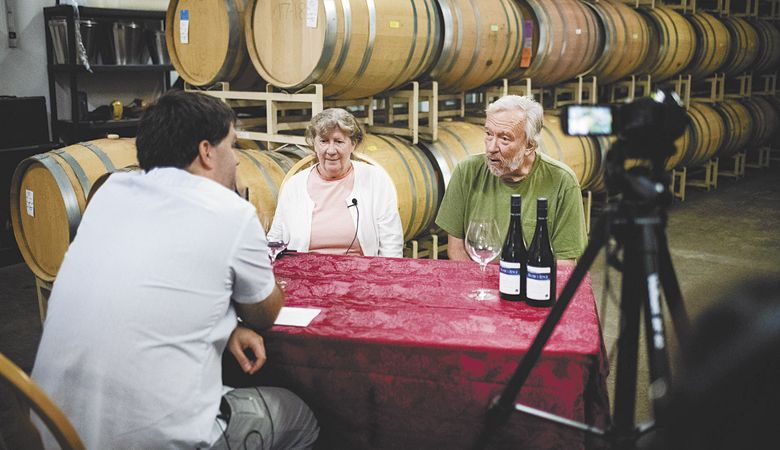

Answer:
[1,158,779,433]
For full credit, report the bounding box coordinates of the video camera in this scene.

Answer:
[560,89,689,161]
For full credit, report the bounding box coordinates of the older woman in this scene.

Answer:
[269,108,404,257]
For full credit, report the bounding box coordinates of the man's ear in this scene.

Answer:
[197,139,215,170]
[526,139,537,155]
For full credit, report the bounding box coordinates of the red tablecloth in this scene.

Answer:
[234,253,609,449]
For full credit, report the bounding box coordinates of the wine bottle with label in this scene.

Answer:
[526,197,556,307]
[499,194,527,301]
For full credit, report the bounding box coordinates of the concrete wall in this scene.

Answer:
[0,0,50,100]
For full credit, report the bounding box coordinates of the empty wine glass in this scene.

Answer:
[465,218,501,301]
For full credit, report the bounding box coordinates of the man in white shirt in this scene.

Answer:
[31,90,319,449]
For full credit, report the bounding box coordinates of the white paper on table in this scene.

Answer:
[274,307,321,327]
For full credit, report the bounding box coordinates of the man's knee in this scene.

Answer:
[221,387,318,450]
[254,387,319,449]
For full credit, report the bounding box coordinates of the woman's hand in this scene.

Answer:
[228,325,267,374]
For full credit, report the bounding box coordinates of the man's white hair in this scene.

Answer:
[486,95,544,147]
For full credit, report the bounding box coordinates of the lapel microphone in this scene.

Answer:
[346,198,359,255]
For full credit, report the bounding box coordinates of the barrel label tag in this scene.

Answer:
[490,24,499,32]
[306,0,318,28]
[179,10,189,44]
[26,189,34,217]
[389,20,401,29]
[520,20,533,68]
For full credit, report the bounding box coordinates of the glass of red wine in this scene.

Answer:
[267,235,289,289]
[267,239,288,265]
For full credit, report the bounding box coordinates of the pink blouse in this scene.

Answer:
[307,166,364,256]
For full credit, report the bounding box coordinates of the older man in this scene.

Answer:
[31,90,319,449]
[435,95,587,265]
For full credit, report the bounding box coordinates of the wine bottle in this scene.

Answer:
[526,198,556,307]
[499,194,527,301]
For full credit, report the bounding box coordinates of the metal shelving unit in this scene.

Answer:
[43,5,172,144]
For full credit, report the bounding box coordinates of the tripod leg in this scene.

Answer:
[611,228,644,449]
[655,225,690,344]
[639,223,673,419]
[470,214,610,450]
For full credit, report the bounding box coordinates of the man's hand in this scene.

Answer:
[228,326,267,375]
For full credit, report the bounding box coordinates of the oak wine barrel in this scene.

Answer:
[750,19,780,74]
[276,144,314,165]
[713,100,753,158]
[685,11,731,80]
[357,135,439,240]
[539,113,604,192]
[416,121,485,204]
[590,136,614,193]
[637,6,696,82]
[166,0,263,89]
[668,102,724,170]
[85,165,142,205]
[428,0,523,93]
[236,139,265,151]
[720,16,759,77]
[508,0,602,86]
[235,148,288,230]
[741,96,779,149]
[585,0,651,85]
[766,96,780,148]
[10,137,137,282]
[245,0,440,99]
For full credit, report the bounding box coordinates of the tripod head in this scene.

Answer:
[604,89,689,208]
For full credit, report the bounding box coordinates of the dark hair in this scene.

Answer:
[136,89,236,171]
[653,277,780,450]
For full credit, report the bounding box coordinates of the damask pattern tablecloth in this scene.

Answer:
[235,253,609,450]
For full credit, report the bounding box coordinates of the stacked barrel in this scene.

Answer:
[163,0,779,232]
[12,1,780,278]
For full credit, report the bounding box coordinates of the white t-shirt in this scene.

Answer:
[31,167,275,449]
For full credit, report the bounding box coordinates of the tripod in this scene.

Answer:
[472,141,691,450]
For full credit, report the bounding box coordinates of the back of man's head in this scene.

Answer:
[653,277,780,450]
[136,90,236,171]
[486,95,544,145]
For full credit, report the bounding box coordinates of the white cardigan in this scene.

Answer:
[268,161,404,257]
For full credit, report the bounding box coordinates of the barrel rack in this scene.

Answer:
[190,79,477,259]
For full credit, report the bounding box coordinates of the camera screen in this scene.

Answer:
[564,105,613,136]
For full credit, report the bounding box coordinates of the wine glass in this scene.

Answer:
[267,238,288,264]
[267,236,289,289]
[465,218,502,301]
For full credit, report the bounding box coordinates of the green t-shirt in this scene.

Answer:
[435,152,587,260]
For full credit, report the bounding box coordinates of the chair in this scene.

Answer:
[0,353,85,450]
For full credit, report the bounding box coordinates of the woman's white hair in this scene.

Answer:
[486,95,544,147]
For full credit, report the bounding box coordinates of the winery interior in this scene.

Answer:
[1,0,779,449]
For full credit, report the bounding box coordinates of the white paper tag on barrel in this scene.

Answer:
[306,0,318,28]
[25,189,34,217]
[179,9,189,44]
